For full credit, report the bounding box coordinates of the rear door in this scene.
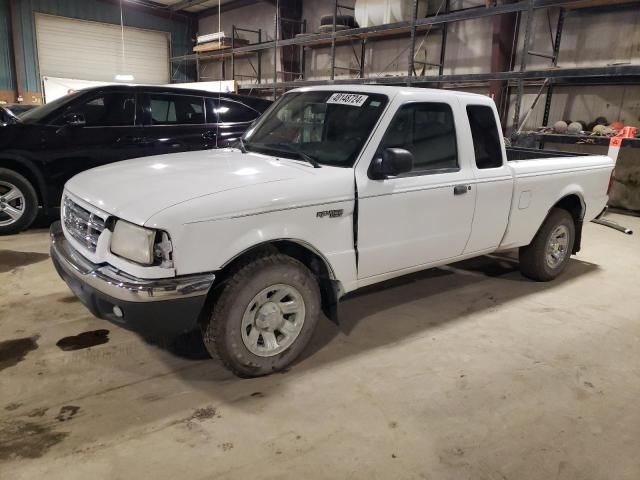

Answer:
[460,102,514,254]
[355,95,477,279]
[205,97,259,147]
[142,92,209,154]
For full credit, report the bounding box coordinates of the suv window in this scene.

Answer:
[379,102,458,173]
[56,92,135,127]
[206,98,257,123]
[150,94,204,125]
[467,105,503,169]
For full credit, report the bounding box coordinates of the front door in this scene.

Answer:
[38,90,145,199]
[356,100,476,279]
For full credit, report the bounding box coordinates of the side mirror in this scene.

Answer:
[369,148,414,179]
[63,112,86,127]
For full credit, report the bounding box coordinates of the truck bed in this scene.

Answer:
[506,146,587,161]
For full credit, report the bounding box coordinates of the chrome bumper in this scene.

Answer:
[50,221,215,303]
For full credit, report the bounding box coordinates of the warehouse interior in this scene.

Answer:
[1,0,639,478]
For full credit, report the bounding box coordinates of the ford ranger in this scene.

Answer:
[50,85,615,377]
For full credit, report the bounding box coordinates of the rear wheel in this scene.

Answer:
[201,253,321,377]
[0,168,38,235]
[519,208,575,281]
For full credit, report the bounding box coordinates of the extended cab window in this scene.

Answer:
[206,98,257,123]
[149,94,204,125]
[55,92,135,127]
[467,105,503,169]
[379,102,458,174]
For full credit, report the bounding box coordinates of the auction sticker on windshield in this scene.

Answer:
[327,93,369,107]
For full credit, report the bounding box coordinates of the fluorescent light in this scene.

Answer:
[115,74,134,81]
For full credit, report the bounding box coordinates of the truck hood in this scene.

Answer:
[65,149,351,226]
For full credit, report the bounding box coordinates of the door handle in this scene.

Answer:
[118,136,146,145]
[454,184,471,195]
[202,131,216,140]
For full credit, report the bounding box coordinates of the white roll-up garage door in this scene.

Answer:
[35,14,169,85]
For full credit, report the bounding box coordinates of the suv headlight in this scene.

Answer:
[110,220,168,266]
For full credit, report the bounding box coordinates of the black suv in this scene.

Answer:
[0,85,271,234]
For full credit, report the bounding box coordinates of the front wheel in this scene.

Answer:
[519,208,575,281]
[201,254,321,377]
[0,168,39,235]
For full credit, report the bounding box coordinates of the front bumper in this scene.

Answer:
[50,221,215,334]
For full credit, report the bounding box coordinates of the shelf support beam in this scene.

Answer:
[407,0,419,86]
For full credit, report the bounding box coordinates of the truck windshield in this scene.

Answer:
[243,91,388,167]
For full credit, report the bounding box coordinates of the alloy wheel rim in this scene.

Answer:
[545,224,569,269]
[241,283,306,357]
[0,181,26,227]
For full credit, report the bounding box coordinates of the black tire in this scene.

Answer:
[519,208,575,281]
[320,14,357,27]
[0,168,39,236]
[201,253,321,377]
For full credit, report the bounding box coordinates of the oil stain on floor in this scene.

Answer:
[0,419,68,460]
[0,336,39,371]
[0,250,49,273]
[56,330,110,351]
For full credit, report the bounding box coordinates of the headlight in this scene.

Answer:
[110,220,156,265]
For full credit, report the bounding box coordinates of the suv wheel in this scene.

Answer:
[0,168,38,235]
[201,253,321,377]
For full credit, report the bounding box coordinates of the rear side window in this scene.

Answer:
[149,94,204,125]
[206,98,257,123]
[466,105,503,169]
[56,92,135,127]
[379,102,458,174]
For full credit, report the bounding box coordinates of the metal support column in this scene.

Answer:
[513,0,534,132]
[273,0,279,99]
[542,8,565,126]
[406,0,419,86]
[257,29,262,84]
[360,39,366,78]
[231,25,236,81]
[9,0,25,101]
[438,0,450,77]
[299,20,306,81]
[330,0,338,80]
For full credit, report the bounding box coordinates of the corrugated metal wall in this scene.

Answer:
[0,0,16,91]
[6,0,194,94]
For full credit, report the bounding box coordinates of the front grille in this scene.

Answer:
[63,197,106,253]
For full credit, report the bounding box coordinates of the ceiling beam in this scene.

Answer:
[96,0,196,21]
[197,0,274,19]
[169,0,211,11]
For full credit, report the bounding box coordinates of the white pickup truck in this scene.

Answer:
[50,85,614,377]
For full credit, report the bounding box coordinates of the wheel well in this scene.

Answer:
[552,194,584,253]
[0,159,44,207]
[202,241,341,325]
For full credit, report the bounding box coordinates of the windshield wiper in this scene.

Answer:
[268,143,321,168]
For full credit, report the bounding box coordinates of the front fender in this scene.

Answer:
[154,201,358,289]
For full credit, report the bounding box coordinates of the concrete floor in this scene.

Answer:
[1,213,639,480]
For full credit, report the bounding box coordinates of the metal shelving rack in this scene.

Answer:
[170,0,640,130]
